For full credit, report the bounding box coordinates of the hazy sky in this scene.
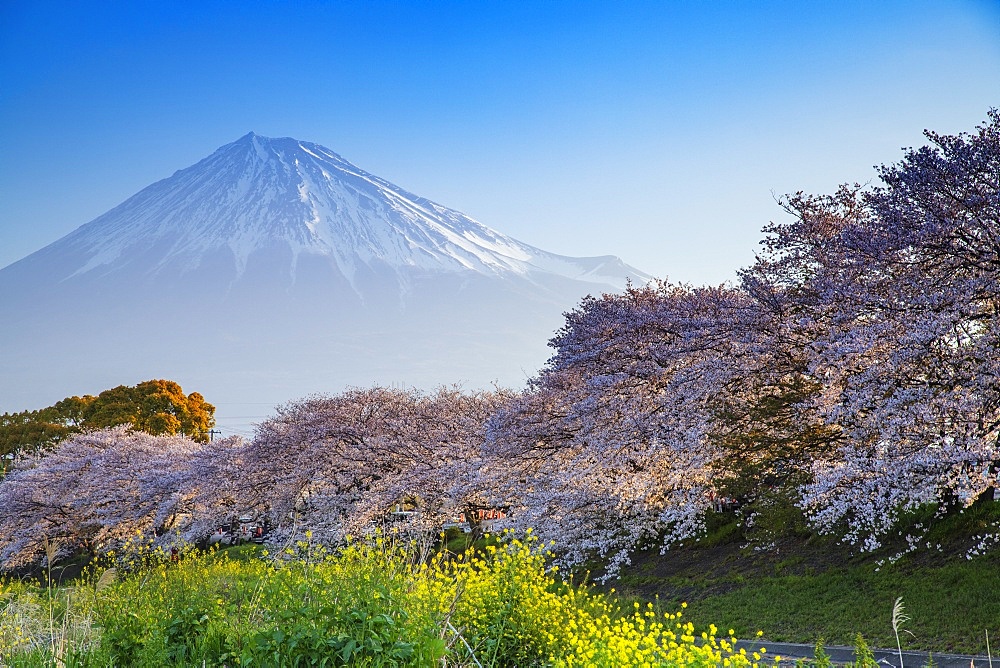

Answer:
[2,1,999,285]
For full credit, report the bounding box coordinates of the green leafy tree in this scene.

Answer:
[83,380,215,442]
[709,375,842,543]
[0,380,215,466]
[0,409,74,469]
[52,394,96,427]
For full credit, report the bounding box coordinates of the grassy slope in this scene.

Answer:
[609,501,1000,655]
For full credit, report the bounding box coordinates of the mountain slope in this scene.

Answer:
[0,133,650,431]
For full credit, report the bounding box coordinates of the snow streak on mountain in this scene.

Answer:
[0,133,650,431]
[25,133,644,293]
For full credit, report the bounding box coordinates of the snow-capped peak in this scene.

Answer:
[33,133,648,292]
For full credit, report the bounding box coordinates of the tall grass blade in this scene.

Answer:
[892,597,911,668]
[95,567,117,592]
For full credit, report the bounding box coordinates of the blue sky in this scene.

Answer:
[1,1,998,285]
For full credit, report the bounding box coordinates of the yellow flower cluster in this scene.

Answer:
[423,536,776,667]
[0,531,779,666]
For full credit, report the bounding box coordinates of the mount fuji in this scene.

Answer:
[0,133,650,432]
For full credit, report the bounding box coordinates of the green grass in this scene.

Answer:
[613,499,1000,656]
[662,558,1000,654]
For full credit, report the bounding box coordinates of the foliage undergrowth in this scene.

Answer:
[1,532,777,667]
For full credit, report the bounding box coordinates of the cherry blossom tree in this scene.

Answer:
[0,426,239,569]
[484,112,1000,566]
[483,282,816,572]
[0,387,509,568]
[196,386,512,546]
[753,111,1000,548]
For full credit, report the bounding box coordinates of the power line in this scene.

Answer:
[215,414,270,417]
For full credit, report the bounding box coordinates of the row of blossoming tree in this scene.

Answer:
[1,112,997,574]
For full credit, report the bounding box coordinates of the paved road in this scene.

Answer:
[736,640,994,667]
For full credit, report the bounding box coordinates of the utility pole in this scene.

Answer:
[208,429,222,442]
